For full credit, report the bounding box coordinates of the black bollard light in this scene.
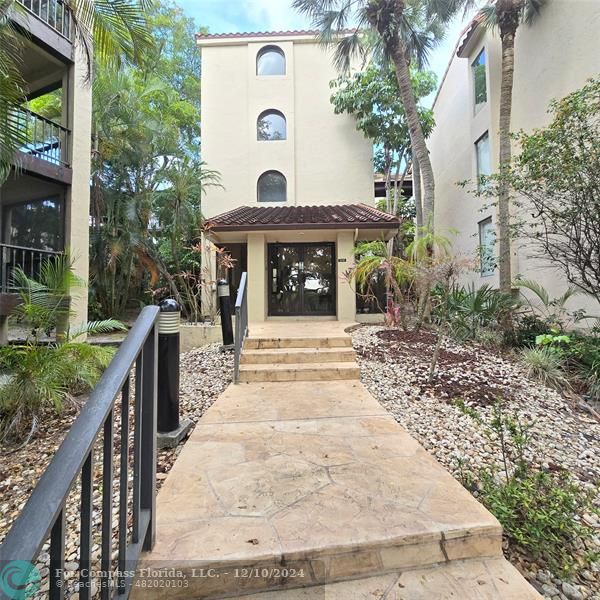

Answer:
[217,279,234,349]
[156,299,192,448]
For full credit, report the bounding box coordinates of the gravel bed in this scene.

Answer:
[0,343,232,598]
[352,325,600,600]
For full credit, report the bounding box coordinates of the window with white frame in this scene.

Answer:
[472,48,487,110]
[478,217,496,276]
[475,131,491,188]
[257,110,287,141]
[256,46,285,76]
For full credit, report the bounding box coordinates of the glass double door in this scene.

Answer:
[268,243,336,316]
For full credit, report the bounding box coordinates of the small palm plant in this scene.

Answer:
[0,258,125,444]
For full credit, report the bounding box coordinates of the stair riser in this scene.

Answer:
[240,367,360,383]
[241,350,357,365]
[134,532,502,599]
[245,337,352,350]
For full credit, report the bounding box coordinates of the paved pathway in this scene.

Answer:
[135,324,540,599]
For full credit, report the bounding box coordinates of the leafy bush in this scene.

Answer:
[520,347,569,390]
[460,403,596,578]
[0,339,115,442]
[0,263,125,443]
[514,314,549,347]
[436,284,519,342]
[481,469,594,577]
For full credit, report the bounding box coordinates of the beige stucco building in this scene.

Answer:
[430,0,600,315]
[0,0,91,341]
[197,30,399,322]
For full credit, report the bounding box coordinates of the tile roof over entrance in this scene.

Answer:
[204,204,400,232]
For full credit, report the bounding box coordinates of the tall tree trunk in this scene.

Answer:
[497,14,517,295]
[390,42,435,228]
[413,154,423,236]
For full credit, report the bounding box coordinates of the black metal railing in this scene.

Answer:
[16,0,73,40]
[0,306,159,599]
[233,272,248,384]
[9,107,71,167]
[0,243,61,293]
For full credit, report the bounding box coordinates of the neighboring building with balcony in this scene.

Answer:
[429,1,600,314]
[0,0,91,340]
[198,31,399,322]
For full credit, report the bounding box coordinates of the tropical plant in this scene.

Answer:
[1,264,125,443]
[440,283,519,341]
[520,347,569,390]
[0,0,154,182]
[509,78,600,304]
[0,0,27,182]
[459,0,548,297]
[330,63,436,218]
[351,240,413,328]
[89,2,218,320]
[472,404,596,578]
[293,0,465,227]
[515,279,593,331]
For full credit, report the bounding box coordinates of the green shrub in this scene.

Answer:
[0,341,115,441]
[520,347,569,390]
[514,314,549,347]
[480,469,594,577]
[463,403,597,578]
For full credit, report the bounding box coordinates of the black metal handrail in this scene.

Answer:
[0,243,61,293]
[16,0,74,40]
[0,305,159,599]
[233,272,248,383]
[9,107,71,167]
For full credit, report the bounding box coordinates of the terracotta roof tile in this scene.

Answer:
[196,28,356,41]
[204,204,400,232]
[196,29,320,41]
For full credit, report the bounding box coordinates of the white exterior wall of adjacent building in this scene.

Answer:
[430,0,600,315]
[199,34,373,220]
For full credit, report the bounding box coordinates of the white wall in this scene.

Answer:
[199,36,374,219]
[431,0,600,315]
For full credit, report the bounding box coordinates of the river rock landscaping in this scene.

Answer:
[0,343,232,598]
[351,324,600,600]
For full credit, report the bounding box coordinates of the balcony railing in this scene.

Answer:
[10,107,71,167]
[0,243,62,293]
[16,0,74,40]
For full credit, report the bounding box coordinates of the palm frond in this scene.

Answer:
[68,319,127,340]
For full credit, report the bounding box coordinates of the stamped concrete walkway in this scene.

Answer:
[136,324,540,599]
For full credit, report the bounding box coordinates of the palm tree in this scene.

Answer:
[455,0,547,295]
[490,0,547,295]
[0,0,154,182]
[293,0,457,226]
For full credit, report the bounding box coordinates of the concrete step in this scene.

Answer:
[241,347,357,365]
[232,557,542,599]
[245,336,353,350]
[134,382,512,600]
[239,362,360,382]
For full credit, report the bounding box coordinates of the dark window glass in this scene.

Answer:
[4,196,64,251]
[257,46,285,76]
[475,131,491,189]
[257,110,287,141]
[472,48,487,109]
[257,171,287,203]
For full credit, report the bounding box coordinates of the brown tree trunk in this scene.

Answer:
[390,42,435,228]
[497,13,517,296]
[413,154,423,236]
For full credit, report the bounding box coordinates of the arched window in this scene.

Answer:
[256,46,285,76]
[258,171,287,203]
[257,110,287,141]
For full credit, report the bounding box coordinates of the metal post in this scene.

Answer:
[156,300,192,449]
[218,279,234,349]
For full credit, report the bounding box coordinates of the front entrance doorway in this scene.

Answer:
[268,243,336,316]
